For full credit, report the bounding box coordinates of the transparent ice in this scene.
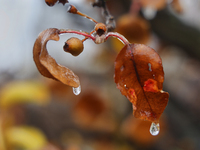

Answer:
[150,122,160,136]
[72,85,81,95]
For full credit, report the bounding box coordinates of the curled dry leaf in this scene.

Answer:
[114,44,169,122]
[33,28,80,88]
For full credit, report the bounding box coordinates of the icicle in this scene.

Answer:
[72,85,81,95]
[150,122,160,136]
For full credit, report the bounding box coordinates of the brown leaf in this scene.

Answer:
[33,28,80,88]
[114,44,169,122]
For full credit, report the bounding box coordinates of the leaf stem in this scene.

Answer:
[59,29,96,41]
[77,11,98,24]
[59,29,130,46]
[68,5,98,24]
[105,32,130,45]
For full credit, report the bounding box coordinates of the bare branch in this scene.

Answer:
[92,0,116,32]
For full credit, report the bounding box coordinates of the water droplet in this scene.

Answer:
[150,122,160,136]
[72,85,81,95]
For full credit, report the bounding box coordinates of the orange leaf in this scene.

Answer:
[114,44,169,122]
[33,28,80,88]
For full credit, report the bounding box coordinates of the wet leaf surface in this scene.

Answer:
[33,28,80,88]
[114,44,169,122]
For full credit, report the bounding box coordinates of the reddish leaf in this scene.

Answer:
[33,28,80,88]
[114,44,169,122]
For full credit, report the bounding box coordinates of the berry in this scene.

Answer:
[63,37,84,56]
[94,23,107,36]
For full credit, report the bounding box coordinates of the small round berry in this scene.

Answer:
[94,23,107,36]
[63,37,84,56]
[45,0,58,6]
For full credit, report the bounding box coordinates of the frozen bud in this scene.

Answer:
[94,23,107,36]
[68,5,78,14]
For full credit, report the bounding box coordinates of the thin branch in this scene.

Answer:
[68,5,98,24]
[59,29,96,41]
[92,0,116,32]
[105,32,129,45]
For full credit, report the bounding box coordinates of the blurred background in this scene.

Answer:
[0,0,200,150]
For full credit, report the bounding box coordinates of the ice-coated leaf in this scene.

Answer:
[114,44,169,122]
[33,28,80,88]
